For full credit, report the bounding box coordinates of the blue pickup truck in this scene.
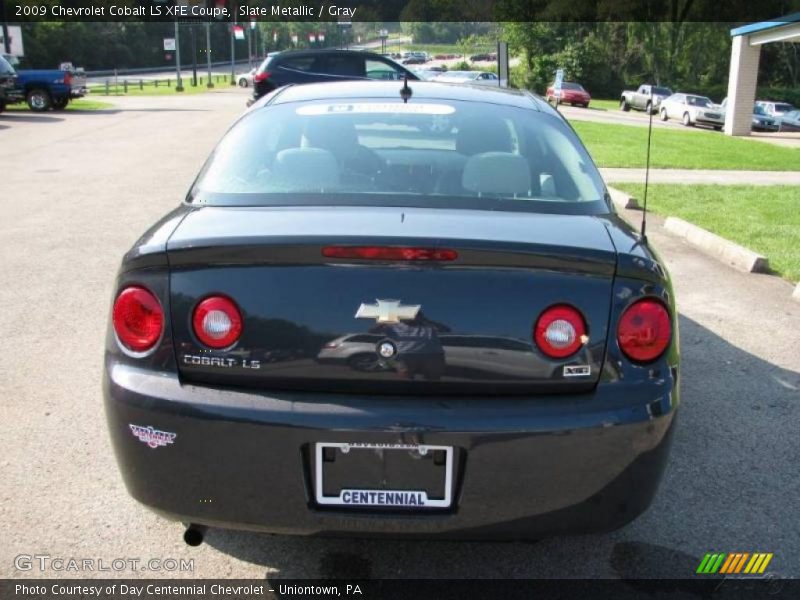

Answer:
[2,54,87,111]
[0,55,17,113]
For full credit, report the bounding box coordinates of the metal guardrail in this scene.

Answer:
[85,59,252,78]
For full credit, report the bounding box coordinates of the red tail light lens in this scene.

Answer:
[322,246,458,261]
[617,299,671,363]
[63,72,72,86]
[253,71,270,83]
[192,296,243,349]
[113,286,164,353]
[534,305,586,358]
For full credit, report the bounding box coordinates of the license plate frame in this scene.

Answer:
[314,442,454,509]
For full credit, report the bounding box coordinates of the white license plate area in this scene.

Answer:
[315,443,453,509]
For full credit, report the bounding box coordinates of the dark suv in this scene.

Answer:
[251,49,419,103]
[0,55,18,113]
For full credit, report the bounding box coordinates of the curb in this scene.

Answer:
[607,186,641,210]
[794,284,800,302]
[664,217,769,274]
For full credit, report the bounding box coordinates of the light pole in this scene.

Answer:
[205,21,213,89]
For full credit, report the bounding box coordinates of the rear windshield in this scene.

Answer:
[774,103,794,112]
[653,87,672,96]
[190,98,607,214]
[561,82,584,91]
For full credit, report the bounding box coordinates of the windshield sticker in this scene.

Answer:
[296,103,456,116]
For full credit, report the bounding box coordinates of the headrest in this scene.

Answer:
[303,117,358,152]
[272,148,340,191]
[456,117,513,155]
[462,152,531,197]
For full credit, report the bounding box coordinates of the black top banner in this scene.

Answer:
[4,0,800,23]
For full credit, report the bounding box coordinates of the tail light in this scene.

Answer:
[322,246,458,261]
[617,298,671,363]
[63,72,72,86]
[253,71,270,83]
[113,286,164,353]
[192,296,243,349]
[534,305,586,358]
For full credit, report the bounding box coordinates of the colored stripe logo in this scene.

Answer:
[696,552,773,574]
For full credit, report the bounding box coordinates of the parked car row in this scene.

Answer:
[662,95,796,132]
[616,81,796,133]
[226,49,800,135]
[0,53,87,112]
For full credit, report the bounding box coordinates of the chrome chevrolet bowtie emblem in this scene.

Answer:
[355,299,421,324]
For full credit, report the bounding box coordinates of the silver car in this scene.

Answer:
[238,68,256,88]
[720,98,780,132]
[433,71,499,86]
[659,93,724,129]
[755,100,795,118]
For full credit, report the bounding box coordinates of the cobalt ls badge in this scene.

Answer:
[129,424,177,449]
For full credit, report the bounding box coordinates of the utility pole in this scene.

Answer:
[230,3,236,85]
[191,25,197,87]
[205,21,213,89]
[175,20,184,92]
[247,25,252,68]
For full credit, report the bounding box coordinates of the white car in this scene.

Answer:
[238,68,256,88]
[659,93,724,129]
[433,71,499,86]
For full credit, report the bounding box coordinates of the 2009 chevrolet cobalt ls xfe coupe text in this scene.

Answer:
[104,81,679,541]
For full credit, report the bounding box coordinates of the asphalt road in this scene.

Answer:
[1,90,798,580]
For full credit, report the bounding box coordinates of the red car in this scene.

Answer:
[546,82,591,108]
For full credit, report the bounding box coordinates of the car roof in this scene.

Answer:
[268,80,544,111]
[272,49,389,59]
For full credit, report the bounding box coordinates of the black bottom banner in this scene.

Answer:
[2,578,797,600]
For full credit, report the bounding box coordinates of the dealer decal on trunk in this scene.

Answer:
[129,424,176,449]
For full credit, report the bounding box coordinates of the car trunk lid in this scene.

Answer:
[167,206,617,394]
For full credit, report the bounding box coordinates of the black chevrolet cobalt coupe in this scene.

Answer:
[104,81,679,541]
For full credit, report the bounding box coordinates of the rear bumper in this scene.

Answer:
[104,359,678,540]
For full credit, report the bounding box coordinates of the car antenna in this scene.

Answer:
[400,75,413,104]
[640,88,654,243]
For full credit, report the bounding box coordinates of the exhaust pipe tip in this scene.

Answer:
[183,524,206,547]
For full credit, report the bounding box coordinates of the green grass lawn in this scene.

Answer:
[572,120,800,171]
[586,98,619,111]
[615,184,800,282]
[6,98,114,111]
